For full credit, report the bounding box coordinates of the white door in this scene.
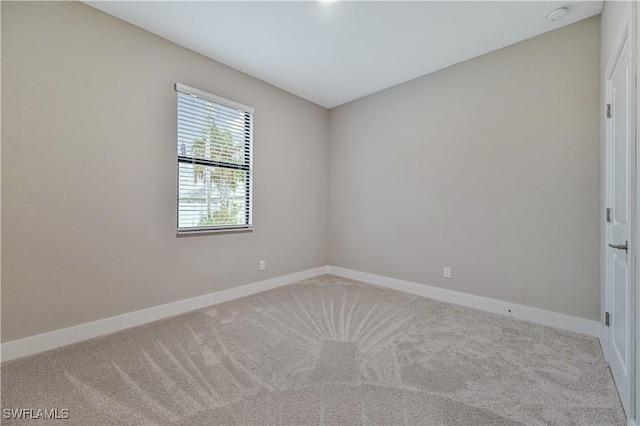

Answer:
[606,30,634,418]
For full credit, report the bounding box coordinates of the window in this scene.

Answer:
[175,83,253,234]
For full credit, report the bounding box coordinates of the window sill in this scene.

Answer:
[176,227,253,237]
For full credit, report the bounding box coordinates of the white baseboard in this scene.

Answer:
[1,266,329,362]
[328,266,603,339]
[1,264,603,362]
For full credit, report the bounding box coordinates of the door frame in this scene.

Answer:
[603,4,638,421]
[635,0,640,422]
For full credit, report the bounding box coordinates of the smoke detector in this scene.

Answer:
[547,7,568,22]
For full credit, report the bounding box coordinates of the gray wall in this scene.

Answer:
[1,2,329,342]
[329,17,601,320]
[2,3,604,343]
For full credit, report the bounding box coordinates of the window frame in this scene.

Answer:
[175,83,254,235]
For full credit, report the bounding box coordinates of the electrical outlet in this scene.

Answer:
[443,266,452,279]
[259,260,266,271]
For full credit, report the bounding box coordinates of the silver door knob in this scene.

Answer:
[609,241,628,253]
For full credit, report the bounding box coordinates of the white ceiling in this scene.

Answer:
[85,1,603,109]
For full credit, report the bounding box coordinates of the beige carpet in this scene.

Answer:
[1,275,625,425]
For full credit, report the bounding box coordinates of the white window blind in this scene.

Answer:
[175,83,253,234]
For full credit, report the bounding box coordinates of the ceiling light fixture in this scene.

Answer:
[547,7,568,22]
